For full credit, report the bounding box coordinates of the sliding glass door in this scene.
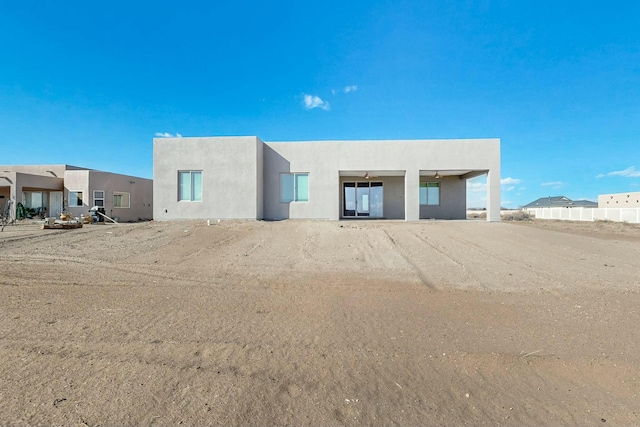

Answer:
[356,183,370,216]
[343,183,356,216]
[369,182,383,217]
[343,182,383,218]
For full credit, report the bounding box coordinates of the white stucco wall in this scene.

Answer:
[264,139,500,221]
[153,136,262,220]
[154,137,500,222]
[419,176,467,220]
[598,192,640,208]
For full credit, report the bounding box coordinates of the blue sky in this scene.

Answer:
[1,1,639,208]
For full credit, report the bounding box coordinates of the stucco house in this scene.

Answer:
[598,191,640,208]
[154,136,500,222]
[0,164,153,222]
[522,196,597,209]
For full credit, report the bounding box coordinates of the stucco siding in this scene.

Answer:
[85,171,153,222]
[419,177,466,219]
[263,142,339,220]
[155,137,500,222]
[265,139,499,221]
[383,176,406,219]
[154,136,261,220]
[1,165,152,222]
[64,170,91,219]
[256,138,264,220]
[598,192,640,208]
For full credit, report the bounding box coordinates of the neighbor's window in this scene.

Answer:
[69,191,83,207]
[113,192,131,208]
[280,173,309,202]
[93,190,105,207]
[419,182,440,206]
[179,171,202,201]
[23,191,47,209]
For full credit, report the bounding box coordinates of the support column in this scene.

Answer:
[486,169,501,221]
[405,169,420,221]
[331,171,340,221]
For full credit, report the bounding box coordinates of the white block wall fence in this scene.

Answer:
[526,207,640,224]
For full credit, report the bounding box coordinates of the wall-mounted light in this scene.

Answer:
[129,180,136,184]
[434,171,440,179]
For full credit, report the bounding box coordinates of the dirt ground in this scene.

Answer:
[1,218,639,426]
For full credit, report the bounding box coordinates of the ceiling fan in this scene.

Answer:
[363,171,378,179]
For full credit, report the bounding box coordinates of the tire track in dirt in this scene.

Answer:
[0,227,92,246]
[416,223,640,291]
[0,254,228,288]
[381,229,437,290]
[402,224,572,291]
[301,228,320,262]
[407,229,472,275]
[168,232,244,266]
[444,229,562,286]
[410,226,530,289]
[352,229,389,269]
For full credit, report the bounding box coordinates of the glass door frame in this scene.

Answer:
[342,181,383,218]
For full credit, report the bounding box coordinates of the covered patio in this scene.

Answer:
[337,169,493,220]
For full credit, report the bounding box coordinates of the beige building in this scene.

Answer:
[0,164,153,222]
[154,136,501,221]
[598,191,640,208]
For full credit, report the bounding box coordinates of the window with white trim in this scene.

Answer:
[419,182,440,206]
[93,190,105,207]
[69,191,84,207]
[280,173,309,202]
[113,192,130,208]
[179,171,202,201]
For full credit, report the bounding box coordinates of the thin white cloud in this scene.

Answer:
[466,178,487,208]
[596,166,640,178]
[303,94,330,111]
[541,181,563,187]
[500,177,521,185]
[467,181,486,193]
[331,85,358,95]
[468,177,521,193]
[155,132,183,138]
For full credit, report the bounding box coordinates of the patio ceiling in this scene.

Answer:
[338,170,489,179]
[339,170,406,177]
[420,170,488,179]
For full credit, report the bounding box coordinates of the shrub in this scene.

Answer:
[502,211,532,221]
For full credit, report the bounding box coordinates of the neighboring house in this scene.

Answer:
[598,191,640,208]
[522,196,597,209]
[0,164,153,222]
[154,136,501,221]
[527,193,639,223]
